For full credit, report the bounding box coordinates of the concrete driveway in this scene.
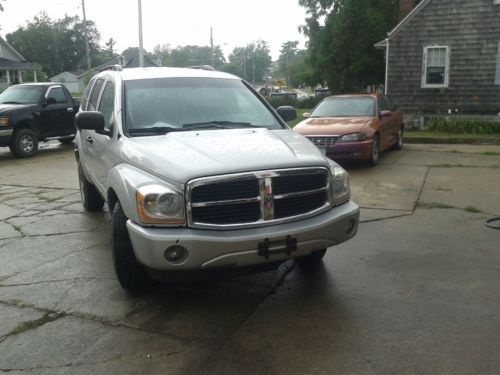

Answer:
[0,141,499,374]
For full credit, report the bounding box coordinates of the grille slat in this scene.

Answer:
[306,136,339,147]
[189,168,330,228]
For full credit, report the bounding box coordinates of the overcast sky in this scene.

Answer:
[0,0,309,60]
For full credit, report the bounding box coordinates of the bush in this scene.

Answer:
[426,117,500,134]
[266,94,329,109]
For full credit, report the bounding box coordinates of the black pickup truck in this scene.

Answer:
[0,83,79,158]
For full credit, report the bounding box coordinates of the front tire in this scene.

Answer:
[78,163,104,211]
[367,135,380,166]
[112,202,151,294]
[393,128,403,150]
[11,128,38,158]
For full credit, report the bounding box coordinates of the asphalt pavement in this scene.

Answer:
[0,141,499,374]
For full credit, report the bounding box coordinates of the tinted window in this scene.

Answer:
[98,82,115,130]
[80,79,95,111]
[311,97,375,117]
[47,87,67,103]
[88,79,104,111]
[123,78,281,133]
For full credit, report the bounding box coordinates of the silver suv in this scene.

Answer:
[75,66,359,293]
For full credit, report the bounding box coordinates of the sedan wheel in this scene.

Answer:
[393,128,403,150]
[368,135,380,166]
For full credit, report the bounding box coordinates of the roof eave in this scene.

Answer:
[387,0,432,39]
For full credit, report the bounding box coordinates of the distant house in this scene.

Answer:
[94,49,160,71]
[49,71,86,94]
[0,36,40,90]
[375,0,500,126]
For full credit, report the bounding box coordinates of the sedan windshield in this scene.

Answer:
[124,77,282,135]
[0,86,43,104]
[311,97,375,117]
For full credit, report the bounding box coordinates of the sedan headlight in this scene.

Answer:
[340,132,367,142]
[328,161,350,206]
[0,117,9,126]
[136,184,185,225]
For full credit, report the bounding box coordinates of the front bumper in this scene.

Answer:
[126,200,360,271]
[327,139,373,160]
[0,128,13,147]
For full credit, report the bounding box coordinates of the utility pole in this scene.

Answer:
[81,0,91,71]
[138,0,144,67]
[210,27,215,68]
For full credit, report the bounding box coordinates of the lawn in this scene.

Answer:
[287,108,311,128]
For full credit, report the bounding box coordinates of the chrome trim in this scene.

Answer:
[0,128,14,137]
[274,186,328,200]
[191,197,260,208]
[186,167,331,230]
[305,135,340,147]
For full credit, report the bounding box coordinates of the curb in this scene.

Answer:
[404,137,500,145]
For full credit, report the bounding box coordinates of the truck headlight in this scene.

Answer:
[328,162,350,206]
[340,132,367,142]
[0,117,9,126]
[136,184,185,225]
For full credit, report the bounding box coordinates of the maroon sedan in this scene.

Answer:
[294,94,404,165]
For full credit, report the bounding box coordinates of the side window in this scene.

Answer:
[98,82,115,130]
[80,79,95,111]
[47,87,67,103]
[88,79,104,111]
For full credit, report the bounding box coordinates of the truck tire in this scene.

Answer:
[59,136,75,145]
[296,249,327,266]
[11,128,38,158]
[112,202,151,294]
[78,163,104,211]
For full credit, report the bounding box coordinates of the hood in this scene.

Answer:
[294,117,374,136]
[120,128,330,184]
[0,103,36,115]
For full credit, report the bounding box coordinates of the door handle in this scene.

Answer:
[67,108,74,113]
[86,136,93,144]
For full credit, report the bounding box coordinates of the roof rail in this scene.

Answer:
[188,65,215,71]
[99,64,123,72]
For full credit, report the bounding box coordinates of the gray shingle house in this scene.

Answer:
[376,0,500,125]
[0,36,39,90]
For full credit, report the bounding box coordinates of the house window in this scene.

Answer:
[422,46,450,88]
[495,42,500,85]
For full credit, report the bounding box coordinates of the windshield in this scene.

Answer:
[311,97,375,117]
[0,86,44,104]
[124,77,282,135]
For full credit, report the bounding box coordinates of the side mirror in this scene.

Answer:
[302,112,310,119]
[379,110,392,119]
[75,111,105,132]
[44,97,56,107]
[276,106,297,122]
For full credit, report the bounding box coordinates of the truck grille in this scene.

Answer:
[306,136,339,147]
[187,168,331,229]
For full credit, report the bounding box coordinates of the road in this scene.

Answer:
[0,141,499,374]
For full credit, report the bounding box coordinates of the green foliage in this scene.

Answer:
[299,0,399,92]
[220,40,272,84]
[21,63,48,82]
[154,45,226,69]
[426,118,500,134]
[6,12,102,77]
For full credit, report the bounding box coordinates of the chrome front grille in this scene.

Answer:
[306,136,339,147]
[187,168,331,229]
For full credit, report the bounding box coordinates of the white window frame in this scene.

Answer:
[421,45,450,89]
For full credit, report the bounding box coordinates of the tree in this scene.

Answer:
[277,41,299,87]
[159,45,226,69]
[221,40,272,84]
[299,0,400,93]
[0,0,5,11]
[6,13,101,77]
[105,38,117,55]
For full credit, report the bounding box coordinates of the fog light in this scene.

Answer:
[345,219,357,235]
[164,245,187,262]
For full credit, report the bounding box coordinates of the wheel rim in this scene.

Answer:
[372,137,379,161]
[20,135,34,153]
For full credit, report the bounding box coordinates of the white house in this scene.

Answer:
[0,36,39,91]
[49,71,85,93]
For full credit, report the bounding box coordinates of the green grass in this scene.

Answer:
[405,131,500,139]
[9,313,64,336]
[287,109,312,128]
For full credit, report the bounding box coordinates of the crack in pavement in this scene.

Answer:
[0,277,116,288]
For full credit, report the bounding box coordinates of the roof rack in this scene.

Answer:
[188,65,215,71]
[99,64,123,72]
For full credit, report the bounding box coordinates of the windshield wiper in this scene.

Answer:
[128,127,182,135]
[182,121,256,129]
[1,101,23,104]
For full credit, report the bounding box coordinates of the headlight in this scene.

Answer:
[0,117,9,126]
[340,132,367,142]
[328,161,350,206]
[136,184,185,225]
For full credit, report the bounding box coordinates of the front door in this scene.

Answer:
[39,86,74,137]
